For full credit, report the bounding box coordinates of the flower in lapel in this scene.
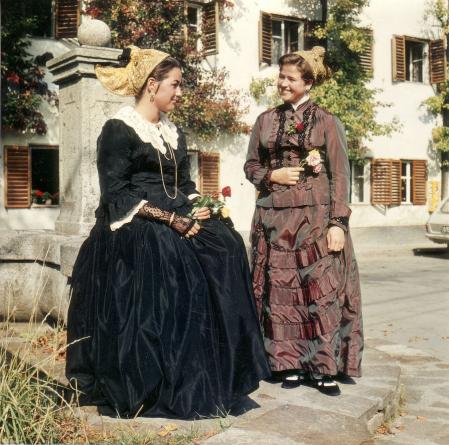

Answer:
[286,120,305,135]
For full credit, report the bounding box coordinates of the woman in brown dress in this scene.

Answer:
[244,47,363,395]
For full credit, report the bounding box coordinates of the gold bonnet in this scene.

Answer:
[95,46,170,96]
[295,46,331,84]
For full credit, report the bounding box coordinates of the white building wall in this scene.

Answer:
[1,1,443,232]
[0,39,75,230]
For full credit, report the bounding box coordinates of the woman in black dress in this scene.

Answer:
[66,46,270,419]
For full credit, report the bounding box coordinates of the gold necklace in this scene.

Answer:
[156,143,178,200]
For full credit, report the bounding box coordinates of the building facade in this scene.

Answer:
[1,0,445,232]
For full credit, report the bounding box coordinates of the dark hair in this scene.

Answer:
[278,53,315,85]
[136,56,182,100]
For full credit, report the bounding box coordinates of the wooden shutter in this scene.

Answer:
[412,160,427,205]
[199,152,220,194]
[4,145,31,208]
[304,20,325,50]
[429,39,446,84]
[202,1,218,55]
[392,35,406,81]
[55,0,80,39]
[371,159,401,205]
[259,12,272,65]
[359,29,373,76]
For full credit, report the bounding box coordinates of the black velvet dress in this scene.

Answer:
[66,116,270,419]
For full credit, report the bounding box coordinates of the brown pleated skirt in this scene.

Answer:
[251,204,363,377]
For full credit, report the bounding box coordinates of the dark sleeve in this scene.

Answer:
[325,115,352,229]
[97,119,146,223]
[244,116,272,190]
[177,129,200,198]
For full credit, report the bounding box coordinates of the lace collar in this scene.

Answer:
[113,106,179,154]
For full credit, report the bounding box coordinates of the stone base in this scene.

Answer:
[0,230,85,322]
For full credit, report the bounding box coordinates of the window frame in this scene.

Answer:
[270,15,305,65]
[349,160,369,204]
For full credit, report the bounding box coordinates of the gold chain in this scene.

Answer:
[156,143,178,200]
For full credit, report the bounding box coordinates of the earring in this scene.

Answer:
[149,92,155,102]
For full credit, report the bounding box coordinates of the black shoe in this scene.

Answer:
[281,373,303,389]
[314,376,341,396]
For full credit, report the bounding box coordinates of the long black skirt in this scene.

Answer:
[66,216,270,419]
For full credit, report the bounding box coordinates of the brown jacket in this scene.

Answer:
[244,101,351,220]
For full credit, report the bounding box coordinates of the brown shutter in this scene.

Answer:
[199,152,220,194]
[429,39,447,84]
[4,145,31,209]
[304,20,325,50]
[259,12,272,65]
[392,35,406,81]
[371,159,401,206]
[359,28,373,77]
[202,1,218,55]
[55,0,80,39]
[412,160,427,205]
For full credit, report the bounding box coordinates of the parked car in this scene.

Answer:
[426,196,449,248]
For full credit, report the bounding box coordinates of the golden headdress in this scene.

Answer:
[295,46,331,84]
[95,46,170,96]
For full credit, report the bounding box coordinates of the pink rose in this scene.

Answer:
[306,153,321,167]
[313,164,322,174]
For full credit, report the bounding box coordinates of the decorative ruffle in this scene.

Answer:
[113,106,179,154]
[110,199,147,231]
[265,299,342,340]
[268,235,329,269]
[268,266,339,306]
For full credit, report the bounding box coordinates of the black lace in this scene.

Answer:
[138,203,195,235]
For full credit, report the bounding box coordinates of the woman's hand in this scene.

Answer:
[192,206,211,220]
[327,226,345,252]
[184,222,201,239]
[170,214,201,238]
[270,167,304,186]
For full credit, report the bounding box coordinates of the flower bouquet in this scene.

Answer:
[188,186,233,227]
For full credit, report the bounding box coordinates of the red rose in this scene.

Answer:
[221,186,232,198]
[34,189,44,197]
[295,121,304,132]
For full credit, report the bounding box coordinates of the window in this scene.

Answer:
[392,35,446,84]
[271,18,304,64]
[3,145,59,208]
[31,146,59,205]
[371,158,427,206]
[260,12,312,65]
[406,40,424,82]
[400,161,413,203]
[185,4,202,51]
[186,1,218,55]
[349,161,366,203]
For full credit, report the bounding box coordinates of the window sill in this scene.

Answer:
[30,204,60,208]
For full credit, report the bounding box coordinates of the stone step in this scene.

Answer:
[1,323,403,445]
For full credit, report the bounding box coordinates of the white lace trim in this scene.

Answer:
[113,106,179,154]
[110,199,147,231]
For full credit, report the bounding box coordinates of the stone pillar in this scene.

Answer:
[47,46,133,235]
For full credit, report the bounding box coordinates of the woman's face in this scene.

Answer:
[152,67,182,112]
[277,64,312,104]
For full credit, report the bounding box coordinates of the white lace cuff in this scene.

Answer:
[110,200,147,231]
[188,193,201,201]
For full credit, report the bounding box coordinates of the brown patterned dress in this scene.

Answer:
[244,100,363,378]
